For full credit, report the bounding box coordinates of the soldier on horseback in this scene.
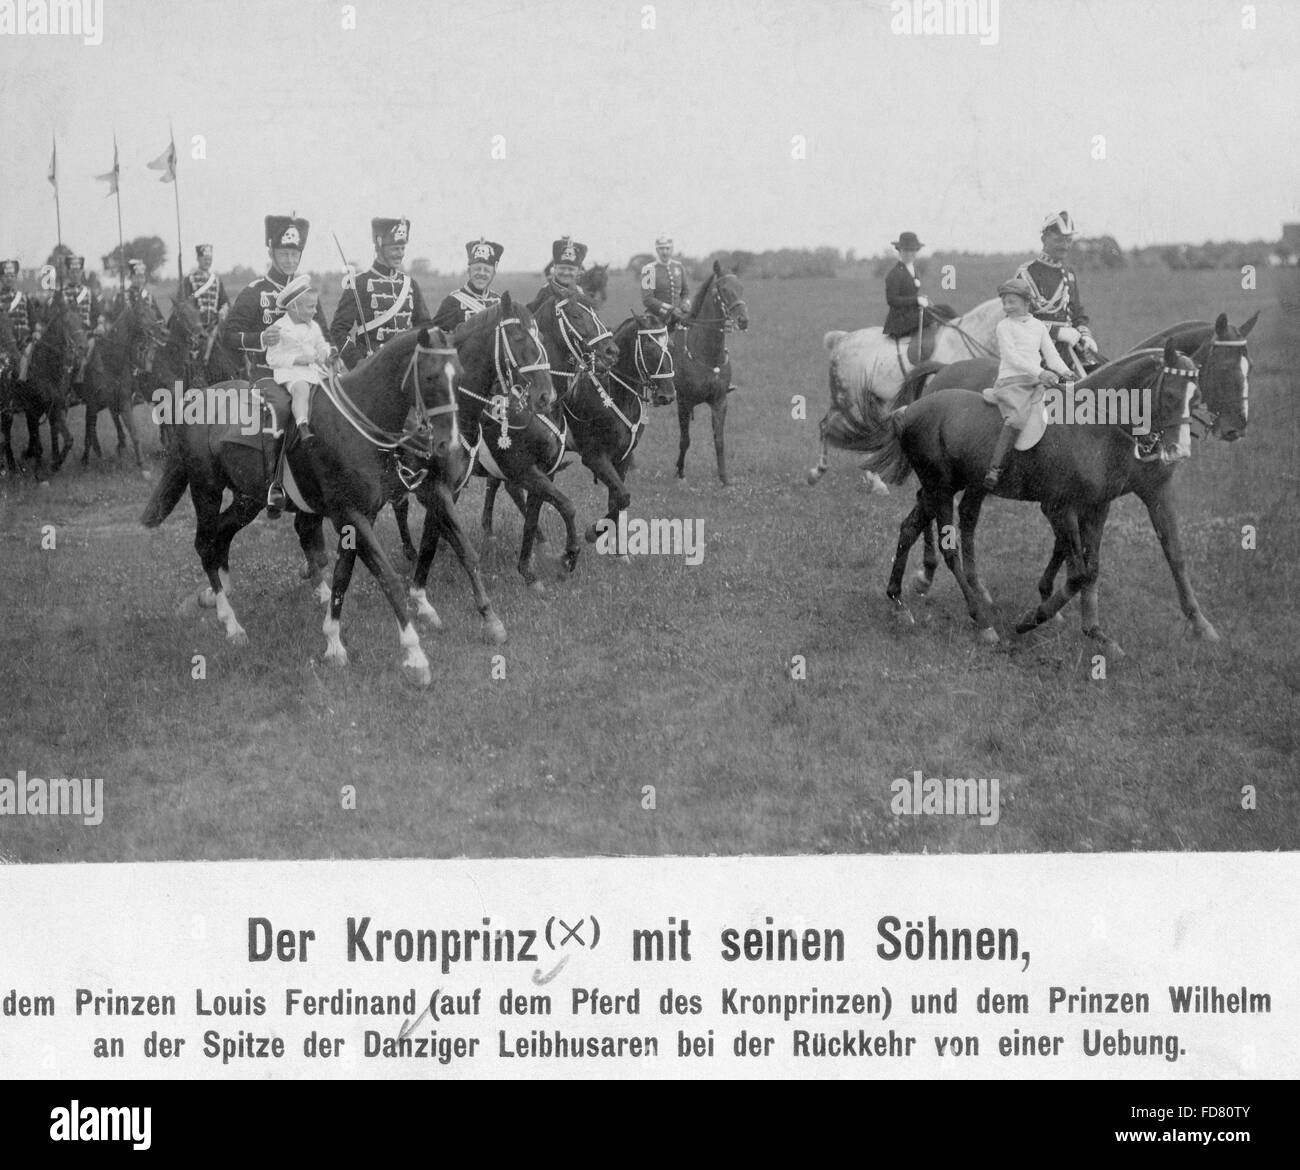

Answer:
[528,236,586,311]
[432,238,503,331]
[1014,211,1101,375]
[328,217,431,369]
[62,255,103,405]
[639,234,691,330]
[223,214,328,380]
[113,259,164,378]
[2,259,41,383]
[185,243,229,334]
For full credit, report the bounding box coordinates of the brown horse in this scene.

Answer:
[673,261,748,485]
[141,327,461,686]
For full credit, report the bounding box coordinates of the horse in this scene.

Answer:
[9,292,86,478]
[140,326,461,687]
[807,298,1004,487]
[0,309,19,477]
[897,312,1257,606]
[673,260,749,485]
[854,339,1227,653]
[438,294,580,592]
[80,295,158,470]
[539,306,675,542]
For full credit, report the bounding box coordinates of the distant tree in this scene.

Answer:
[104,236,168,280]
[410,257,435,279]
[45,243,75,269]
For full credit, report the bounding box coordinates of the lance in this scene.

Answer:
[110,133,126,299]
[332,230,373,363]
[49,135,64,292]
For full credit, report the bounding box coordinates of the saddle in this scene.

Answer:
[903,305,958,365]
[213,379,292,453]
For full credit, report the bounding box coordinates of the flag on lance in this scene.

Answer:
[147,136,177,183]
[95,138,120,196]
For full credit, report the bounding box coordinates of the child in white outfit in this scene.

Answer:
[982,277,1074,489]
[265,275,330,441]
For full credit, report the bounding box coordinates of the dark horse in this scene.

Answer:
[897,313,1257,611]
[0,309,18,476]
[8,292,86,478]
[856,339,1229,652]
[673,260,748,485]
[150,296,241,396]
[141,327,461,686]
[80,295,160,470]
[437,294,577,592]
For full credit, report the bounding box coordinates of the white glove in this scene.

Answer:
[1056,325,1080,345]
[917,295,931,308]
[1080,333,1098,354]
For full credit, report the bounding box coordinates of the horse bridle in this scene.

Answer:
[1129,359,1199,464]
[318,337,459,460]
[1188,335,1249,433]
[552,297,614,382]
[491,314,550,395]
[689,277,747,331]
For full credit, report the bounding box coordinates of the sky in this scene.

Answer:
[1,0,1297,277]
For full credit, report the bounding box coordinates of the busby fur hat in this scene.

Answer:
[551,236,587,267]
[0,260,19,277]
[372,218,410,248]
[466,238,504,267]
[265,215,309,250]
[195,244,213,260]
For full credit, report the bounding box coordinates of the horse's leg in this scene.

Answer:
[912,490,939,595]
[806,414,831,485]
[886,500,929,624]
[1015,508,1093,633]
[338,509,433,687]
[710,391,729,486]
[24,407,46,479]
[117,384,142,467]
[391,491,417,563]
[1036,503,1074,621]
[675,395,692,478]
[415,479,507,644]
[957,489,992,605]
[582,449,629,544]
[513,465,579,589]
[929,490,998,641]
[1076,502,1123,655]
[322,531,358,668]
[1142,481,1219,641]
[0,402,14,477]
[294,512,330,603]
[81,400,97,466]
[190,487,250,645]
[481,476,502,539]
[53,401,73,471]
[502,479,544,543]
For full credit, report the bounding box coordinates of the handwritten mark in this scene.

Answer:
[532,955,570,985]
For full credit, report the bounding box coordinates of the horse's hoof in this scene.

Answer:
[720,477,731,487]
[911,571,933,596]
[1014,610,1040,634]
[483,617,507,644]
[584,523,600,544]
[889,596,915,625]
[1192,618,1220,642]
[325,648,348,668]
[228,629,248,648]
[805,467,824,486]
[402,663,432,689]
[527,579,546,596]
[978,626,1000,645]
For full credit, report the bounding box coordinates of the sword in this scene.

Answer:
[332,231,373,363]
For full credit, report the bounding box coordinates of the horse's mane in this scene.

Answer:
[450,300,513,346]
[1128,320,1210,353]
[1079,347,1165,390]
[346,323,429,381]
[689,272,716,318]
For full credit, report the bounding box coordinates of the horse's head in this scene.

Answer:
[1191,311,1257,442]
[409,326,462,461]
[495,292,556,414]
[579,263,609,302]
[626,313,675,406]
[712,261,749,332]
[44,293,88,369]
[550,289,619,372]
[169,296,203,344]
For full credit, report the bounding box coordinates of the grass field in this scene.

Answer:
[1,263,1296,861]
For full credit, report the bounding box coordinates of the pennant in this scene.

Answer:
[47,139,57,187]
[147,137,176,184]
[95,138,120,196]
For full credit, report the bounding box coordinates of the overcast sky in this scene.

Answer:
[1,0,1296,275]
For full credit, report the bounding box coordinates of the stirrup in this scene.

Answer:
[266,481,286,516]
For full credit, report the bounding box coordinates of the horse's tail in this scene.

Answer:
[897,360,944,407]
[858,410,913,487]
[140,441,188,528]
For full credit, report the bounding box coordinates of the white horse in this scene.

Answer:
[808,298,1004,491]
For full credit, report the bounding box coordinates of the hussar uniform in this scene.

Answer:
[528,236,587,312]
[62,256,102,402]
[185,245,229,330]
[328,217,431,368]
[640,239,690,327]
[223,215,328,380]
[1014,210,1098,372]
[1,261,40,351]
[433,238,504,331]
